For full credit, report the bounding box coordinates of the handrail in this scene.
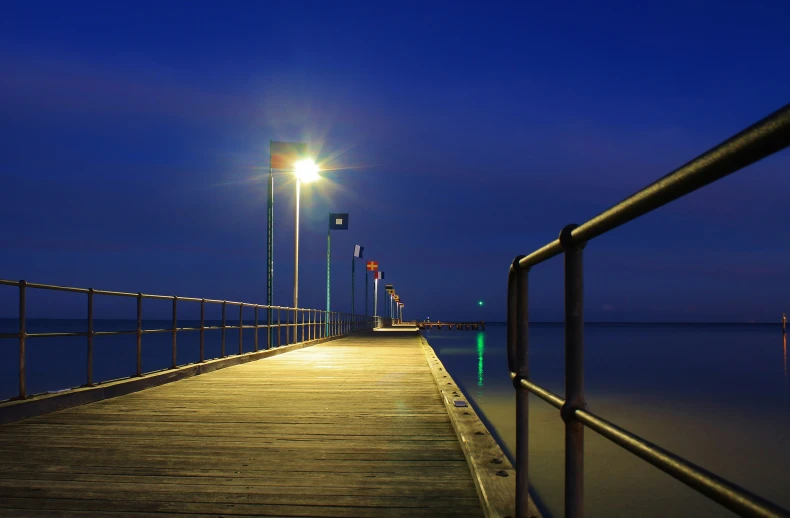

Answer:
[507,104,790,518]
[0,279,386,402]
[516,103,790,272]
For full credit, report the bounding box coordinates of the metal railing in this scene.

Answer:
[0,279,381,402]
[507,104,790,518]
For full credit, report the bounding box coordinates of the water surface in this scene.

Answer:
[428,323,790,518]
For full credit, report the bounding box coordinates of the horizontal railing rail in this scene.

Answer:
[0,279,384,402]
[507,104,790,518]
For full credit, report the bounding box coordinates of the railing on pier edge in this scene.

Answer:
[507,103,790,518]
[0,279,385,402]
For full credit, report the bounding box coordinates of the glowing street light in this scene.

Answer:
[294,159,320,183]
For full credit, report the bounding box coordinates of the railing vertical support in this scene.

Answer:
[18,280,27,399]
[507,257,530,518]
[239,304,243,355]
[277,307,281,347]
[266,305,272,350]
[560,224,586,518]
[171,296,177,369]
[221,301,226,357]
[254,305,259,352]
[87,288,94,386]
[136,293,142,376]
[200,299,205,362]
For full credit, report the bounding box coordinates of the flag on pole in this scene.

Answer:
[270,142,308,170]
[329,213,349,230]
[375,271,384,280]
[354,245,364,258]
[366,261,378,271]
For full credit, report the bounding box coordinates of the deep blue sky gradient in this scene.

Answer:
[1,1,789,322]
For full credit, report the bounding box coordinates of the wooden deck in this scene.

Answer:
[0,332,490,517]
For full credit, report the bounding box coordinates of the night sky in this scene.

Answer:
[1,1,789,322]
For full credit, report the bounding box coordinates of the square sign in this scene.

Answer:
[329,213,349,230]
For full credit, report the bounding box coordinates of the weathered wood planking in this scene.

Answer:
[0,332,484,517]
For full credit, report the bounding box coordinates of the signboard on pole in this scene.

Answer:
[329,213,349,230]
[270,142,308,170]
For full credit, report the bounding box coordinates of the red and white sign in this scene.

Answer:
[366,261,378,271]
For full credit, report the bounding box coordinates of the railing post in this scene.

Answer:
[239,304,243,355]
[200,299,205,362]
[286,308,290,345]
[254,305,259,352]
[277,306,281,347]
[18,280,26,399]
[171,296,177,369]
[221,301,226,357]
[267,305,272,350]
[87,288,94,386]
[560,224,586,518]
[136,293,142,376]
[507,257,530,518]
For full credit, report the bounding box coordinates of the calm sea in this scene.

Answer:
[427,322,790,518]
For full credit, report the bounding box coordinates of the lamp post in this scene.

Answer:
[268,141,310,346]
[292,159,320,312]
[326,213,350,335]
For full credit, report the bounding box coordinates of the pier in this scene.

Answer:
[414,321,485,331]
[0,324,533,517]
[1,103,789,518]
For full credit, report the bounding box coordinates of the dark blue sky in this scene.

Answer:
[1,1,789,322]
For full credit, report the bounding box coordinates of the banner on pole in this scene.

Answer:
[270,142,308,170]
[366,261,378,271]
[375,271,384,280]
[329,213,349,230]
[354,245,364,258]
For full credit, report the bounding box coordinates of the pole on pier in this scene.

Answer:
[560,224,585,518]
[326,226,331,336]
[365,270,369,319]
[267,141,274,347]
[351,256,355,317]
[374,277,378,319]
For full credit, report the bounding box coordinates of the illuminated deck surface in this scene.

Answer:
[0,333,486,517]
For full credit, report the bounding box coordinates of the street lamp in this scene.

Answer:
[292,159,320,310]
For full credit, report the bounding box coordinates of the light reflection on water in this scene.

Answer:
[428,323,790,518]
[477,331,485,388]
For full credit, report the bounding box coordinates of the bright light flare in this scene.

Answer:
[294,159,320,183]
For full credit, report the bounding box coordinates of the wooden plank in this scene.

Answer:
[0,333,485,516]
